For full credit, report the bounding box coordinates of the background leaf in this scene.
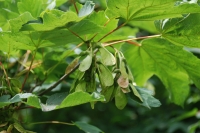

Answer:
[18,0,43,18]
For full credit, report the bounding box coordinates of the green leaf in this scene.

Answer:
[40,92,68,111]
[86,11,108,26]
[0,8,19,31]
[101,86,115,102]
[128,21,158,33]
[74,122,104,133]
[39,29,81,48]
[75,80,86,92]
[9,12,35,32]
[135,86,161,108]
[99,46,116,66]
[0,95,11,108]
[65,57,80,75]
[69,19,102,37]
[57,91,105,109]
[78,0,95,17]
[157,14,200,48]
[0,32,36,52]
[115,87,127,110]
[79,54,93,72]
[26,96,41,108]
[106,0,200,21]
[122,38,200,106]
[18,0,43,18]
[0,93,34,108]
[129,83,143,102]
[97,63,114,87]
[21,10,78,31]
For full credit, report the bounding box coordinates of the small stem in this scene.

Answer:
[38,64,80,96]
[15,106,35,110]
[28,121,75,126]
[98,22,126,42]
[29,77,47,93]
[67,28,85,42]
[0,62,11,89]
[20,50,37,92]
[103,34,161,46]
[72,0,79,14]
[19,50,31,71]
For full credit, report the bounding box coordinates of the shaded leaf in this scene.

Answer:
[0,93,34,108]
[41,92,68,111]
[97,63,114,86]
[75,121,104,133]
[135,86,161,108]
[129,83,143,102]
[115,87,127,110]
[101,86,115,102]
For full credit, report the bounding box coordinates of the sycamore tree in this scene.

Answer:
[1,0,200,132]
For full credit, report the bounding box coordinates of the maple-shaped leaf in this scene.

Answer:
[122,38,200,106]
[155,13,200,48]
[106,0,200,21]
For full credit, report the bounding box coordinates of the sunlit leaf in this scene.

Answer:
[57,91,105,109]
[156,14,200,48]
[78,0,95,17]
[18,0,43,18]
[106,0,200,21]
[122,38,200,106]
[21,10,78,31]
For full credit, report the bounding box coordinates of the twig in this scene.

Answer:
[38,63,80,96]
[0,62,11,89]
[19,50,31,71]
[72,0,79,14]
[28,121,75,126]
[67,28,85,42]
[29,77,47,92]
[20,50,37,92]
[103,35,161,46]
[98,22,126,42]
